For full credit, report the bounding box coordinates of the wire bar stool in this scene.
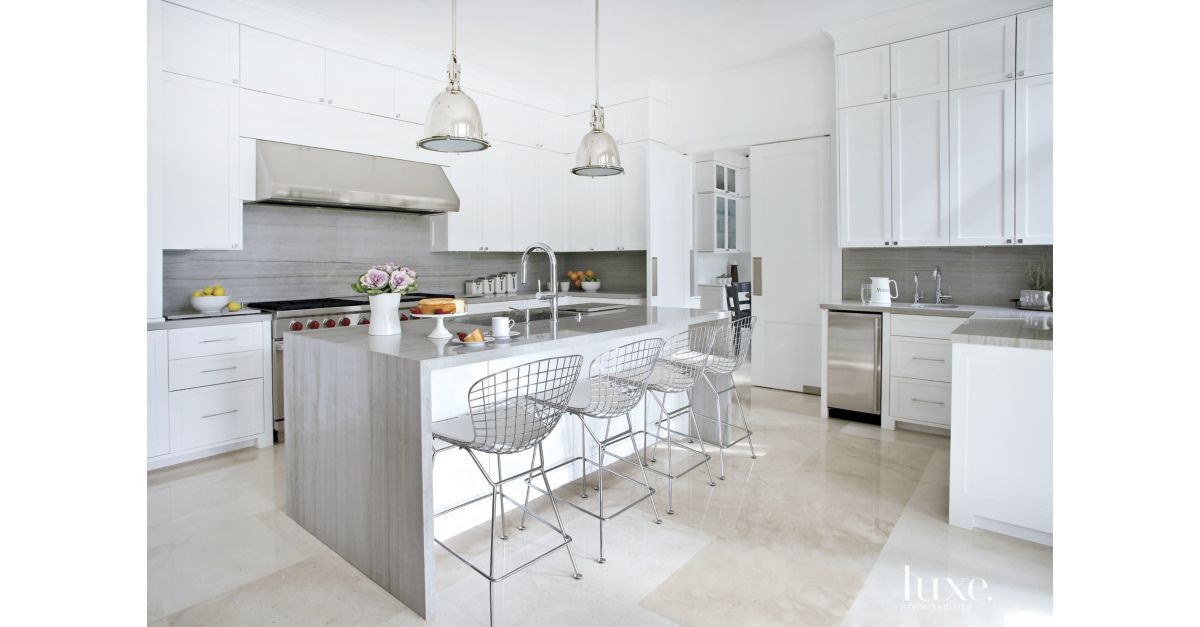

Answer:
[431,354,584,627]
[691,315,758,480]
[521,337,665,564]
[629,324,720,514]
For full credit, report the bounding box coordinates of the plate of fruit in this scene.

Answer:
[453,328,494,346]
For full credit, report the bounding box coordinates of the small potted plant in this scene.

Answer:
[351,264,418,335]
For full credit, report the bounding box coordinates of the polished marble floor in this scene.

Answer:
[148,371,1052,626]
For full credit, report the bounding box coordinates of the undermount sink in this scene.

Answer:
[910,304,959,309]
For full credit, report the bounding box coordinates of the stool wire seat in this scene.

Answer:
[520,337,665,564]
[431,354,584,627]
[693,316,758,479]
[631,324,721,514]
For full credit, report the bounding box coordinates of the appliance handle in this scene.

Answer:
[651,257,658,297]
[752,257,762,296]
[873,316,882,413]
[274,340,284,351]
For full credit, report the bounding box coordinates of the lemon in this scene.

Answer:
[213,286,226,296]
[192,290,203,297]
[203,286,214,295]
[228,302,242,312]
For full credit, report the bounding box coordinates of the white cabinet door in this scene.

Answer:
[511,145,540,248]
[537,152,568,250]
[1015,74,1052,245]
[618,144,647,250]
[443,154,483,251]
[568,175,597,251]
[148,330,170,458]
[1017,7,1053,78]
[837,45,891,108]
[537,110,565,152]
[161,72,241,250]
[480,142,513,251]
[949,16,1016,89]
[950,81,1015,245]
[395,70,441,124]
[890,32,948,99]
[478,93,516,143]
[750,137,832,392]
[592,176,620,251]
[510,103,539,147]
[324,51,395,117]
[647,146,689,307]
[837,101,891,247]
[161,2,238,86]
[240,27,325,103]
[891,91,950,246]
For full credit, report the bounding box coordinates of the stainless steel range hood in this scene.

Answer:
[250,140,459,213]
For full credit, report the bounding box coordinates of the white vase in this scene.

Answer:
[368,293,402,336]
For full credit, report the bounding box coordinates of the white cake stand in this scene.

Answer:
[410,312,469,339]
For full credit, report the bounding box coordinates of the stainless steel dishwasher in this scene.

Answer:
[826,311,882,424]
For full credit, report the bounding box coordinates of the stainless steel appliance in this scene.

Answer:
[247,293,454,441]
[826,310,882,424]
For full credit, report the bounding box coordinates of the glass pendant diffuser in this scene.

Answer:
[418,0,489,153]
[573,0,622,176]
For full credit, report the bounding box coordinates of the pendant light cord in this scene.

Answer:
[594,0,600,106]
[451,0,458,60]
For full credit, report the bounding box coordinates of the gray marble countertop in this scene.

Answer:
[287,305,725,370]
[821,300,1052,350]
[462,291,645,305]
[148,311,271,331]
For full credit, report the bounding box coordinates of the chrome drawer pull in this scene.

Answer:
[912,357,946,362]
[201,409,239,419]
[199,338,236,343]
[200,366,238,373]
[912,398,945,405]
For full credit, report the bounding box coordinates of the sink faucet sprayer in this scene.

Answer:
[933,267,952,305]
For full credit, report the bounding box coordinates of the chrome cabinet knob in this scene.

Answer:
[891,93,897,98]
[883,241,890,246]
[232,78,239,85]
[1006,73,1014,79]
[1017,70,1025,77]
[1006,238,1013,244]
[893,241,898,245]
[1017,238,1024,243]
[319,98,325,103]
[882,94,889,99]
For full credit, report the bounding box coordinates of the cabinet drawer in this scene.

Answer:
[169,322,262,359]
[169,350,263,391]
[891,314,963,340]
[891,337,951,382]
[890,377,951,427]
[169,379,264,452]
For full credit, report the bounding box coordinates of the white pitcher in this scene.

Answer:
[868,276,899,305]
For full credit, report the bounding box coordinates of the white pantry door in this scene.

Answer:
[750,137,834,393]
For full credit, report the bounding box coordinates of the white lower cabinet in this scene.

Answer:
[884,314,959,430]
[890,378,951,427]
[149,321,272,469]
[169,379,265,452]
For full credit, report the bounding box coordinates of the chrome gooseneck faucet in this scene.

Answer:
[520,242,559,321]
[913,273,922,305]
[933,267,952,305]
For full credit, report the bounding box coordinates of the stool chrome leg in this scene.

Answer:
[706,374,727,480]
[537,443,583,580]
[732,384,758,459]
[578,415,589,499]
[596,437,606,564]
[625,412,663,524]
[687,389,718,487]
[496,455,509,540]
[488,484,499,627]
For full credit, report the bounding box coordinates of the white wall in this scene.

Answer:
[667,43,835,154]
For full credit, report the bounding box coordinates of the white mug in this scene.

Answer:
[491,316,516,337]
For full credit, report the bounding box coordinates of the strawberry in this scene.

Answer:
[457,332,467,340]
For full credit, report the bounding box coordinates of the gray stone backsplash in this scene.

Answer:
[841,245,1052,307]
[163,204,646,312]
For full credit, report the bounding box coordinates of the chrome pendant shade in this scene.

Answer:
[418,0,489,153]
[573,0,622,176]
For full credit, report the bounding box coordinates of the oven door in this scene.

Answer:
[272,339,285,442]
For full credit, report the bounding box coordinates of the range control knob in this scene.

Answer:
[323,319,336,328]
[290,321,303,331]
[359,317,370,325]
[307,320,321,330]
[339,317,351,326]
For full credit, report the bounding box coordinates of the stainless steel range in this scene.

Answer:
[247,293,453,441]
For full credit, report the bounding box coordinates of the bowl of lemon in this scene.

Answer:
[191,285,236,313]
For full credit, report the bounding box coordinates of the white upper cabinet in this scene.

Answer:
[324,51,395,117]
[837,45,891,108]
[891,92,950,246]
[838,101,892,247]
[537,110,566,152]
[890,32,949,99]
[510,144,540,248]
[537,152,568,250]
[1015,74,1053,245]
[949,81,1015,245]
[949,16,1016,89]
[161,3,238,86]
[1017,7,1053,78]
[480,142,514,251]
[568,175,598,251]
[240,27,325,104]
[618,144,647,250]
[395,70,441,124]
[161,73,241,250]
[592,177,620,251]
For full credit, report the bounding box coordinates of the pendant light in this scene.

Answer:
[418,0,489,153]
[572,0,623,176]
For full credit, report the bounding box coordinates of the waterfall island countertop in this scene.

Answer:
[283,305,728,619]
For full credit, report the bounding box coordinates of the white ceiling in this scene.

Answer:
[273,0,931,97]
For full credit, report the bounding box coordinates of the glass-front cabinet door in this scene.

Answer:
[727,168,737,194]
[715,166,726,192]
[726,198,737,250]
[715,196,727,249]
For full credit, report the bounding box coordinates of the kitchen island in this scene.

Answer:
[284,305,728,618]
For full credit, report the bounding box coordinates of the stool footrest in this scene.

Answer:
[532,456,657,522]
[630,429,712,481]
[682,411,754,450]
